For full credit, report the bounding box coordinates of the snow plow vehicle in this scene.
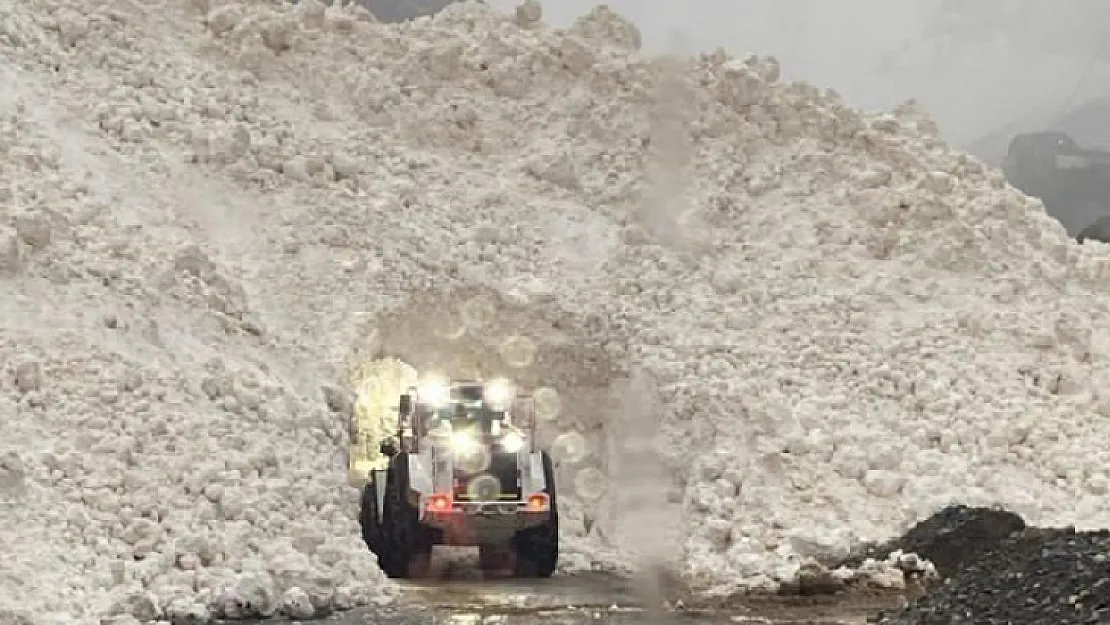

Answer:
[358,377,558,579]
[1003,130,1110,236]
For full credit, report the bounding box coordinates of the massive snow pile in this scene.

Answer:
[0,55,392,624]
[4,0,1110,621]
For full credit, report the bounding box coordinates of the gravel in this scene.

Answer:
[840,505,1027,579]
[875,513,1110,625]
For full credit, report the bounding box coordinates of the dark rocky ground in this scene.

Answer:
[855,506,1110,625]
[838,505,1027,580]
[874,526,1110,625]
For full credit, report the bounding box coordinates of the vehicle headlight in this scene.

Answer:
[484,378,513,406]
[500,431,525,453]
[418,378,450,407]
[451,430,479,455]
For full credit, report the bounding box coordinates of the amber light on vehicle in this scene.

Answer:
[427,494,452,511]
[526,493,549,511]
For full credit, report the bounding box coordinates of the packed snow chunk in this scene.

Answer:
[109,590,162,622]
[514,0,542,28]
[567,5,642,51]
[778,559,847,596]
[13,209,52,250]
[281,587,315,620]
[164,597,210,625]
[0,225,24,276]
[212,573,280,619]
[204,4,245,37]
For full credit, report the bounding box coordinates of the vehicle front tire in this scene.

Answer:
[379,452,432,579]
[359,479,383,559]
[511,450,558,578]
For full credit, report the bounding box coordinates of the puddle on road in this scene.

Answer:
[229,571,902,625]
[396,572,900,625]
[398,572,643,613]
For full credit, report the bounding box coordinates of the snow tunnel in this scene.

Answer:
[340,284,650,556]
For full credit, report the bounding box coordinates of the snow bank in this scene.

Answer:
[0,59,394,625]
[4,0,1110,620]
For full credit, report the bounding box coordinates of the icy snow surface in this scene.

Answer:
[4,0,1110,621]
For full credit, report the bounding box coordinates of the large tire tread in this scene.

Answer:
[359,480,383,558]
[379,453,432,578]
[511,450,559,578]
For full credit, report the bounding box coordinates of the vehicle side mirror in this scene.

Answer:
[398,394,412,416]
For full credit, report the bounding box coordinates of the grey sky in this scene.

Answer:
[484,0,1110,147]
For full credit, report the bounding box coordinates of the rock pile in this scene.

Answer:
[841,505,1026,579]
[880,525,1110,625]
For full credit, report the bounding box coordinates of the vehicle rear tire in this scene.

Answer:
[359,479,383,559]
[379,452,433,579]
[511,450,558,578]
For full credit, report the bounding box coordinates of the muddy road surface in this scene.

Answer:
[229,570,906,625]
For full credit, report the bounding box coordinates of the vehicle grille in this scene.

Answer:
[454,451,521,500]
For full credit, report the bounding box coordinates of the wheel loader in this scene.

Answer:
[358,377,558,579]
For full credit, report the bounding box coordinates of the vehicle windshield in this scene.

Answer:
[451,384,484,402]
[428,402,504,433]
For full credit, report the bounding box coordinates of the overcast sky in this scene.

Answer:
[485,0,1110,147]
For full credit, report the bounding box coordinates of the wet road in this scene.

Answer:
[229,570,905,625]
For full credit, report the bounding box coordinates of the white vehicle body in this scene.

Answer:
[366,378,556,553]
